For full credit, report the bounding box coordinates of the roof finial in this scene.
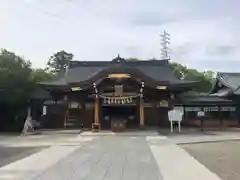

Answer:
[112,54,125,63]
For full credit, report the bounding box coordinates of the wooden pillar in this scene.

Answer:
[94,98,99,124]
[142,99,145,125]
[64,95,68,128]
[140,98,144,126]
[139,81,145,127]
[92,97,101,132]
[92,82,100,131]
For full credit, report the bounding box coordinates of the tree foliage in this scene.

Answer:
[170,62,215,92]
[0,49,33,104]
[31,69,56,83]
[0,50,34,131]
[126,58,140,61]
[0,49,56,131]
[47,50,73,73]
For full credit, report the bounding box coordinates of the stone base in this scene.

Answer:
[139,125,146,130]
[92,123,101,132]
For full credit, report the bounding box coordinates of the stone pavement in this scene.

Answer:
[0,131,224,180]
[30,136,163,180]
[166,131,240,144]
[147,136,221,180]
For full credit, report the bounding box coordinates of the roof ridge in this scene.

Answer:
[69,59,169,68]
[218,72,240,76]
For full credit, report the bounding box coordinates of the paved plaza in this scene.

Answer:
[0,146,47,168]
[1,130,238,180]
[182,141,240,180]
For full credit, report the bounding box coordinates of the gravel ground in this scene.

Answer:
[0,146,47,168]
[181,141,240,180]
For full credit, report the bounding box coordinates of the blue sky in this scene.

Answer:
[0,0,239,72]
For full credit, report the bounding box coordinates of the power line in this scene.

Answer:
[20,1,74,23]
[3,0,83,31]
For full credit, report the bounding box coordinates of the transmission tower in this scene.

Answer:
[160,30,171,59]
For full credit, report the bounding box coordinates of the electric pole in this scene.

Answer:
[160,30,171,60]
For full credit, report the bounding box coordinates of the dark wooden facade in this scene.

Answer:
[32,56,198,131]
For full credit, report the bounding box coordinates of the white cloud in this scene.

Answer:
[0,0,239,72]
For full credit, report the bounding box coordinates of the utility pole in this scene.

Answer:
[160,30,171,60]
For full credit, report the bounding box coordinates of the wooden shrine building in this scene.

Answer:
[33,56,198,131]
[174,72,240,128]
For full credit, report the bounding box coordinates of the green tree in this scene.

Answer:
[31,68,56,82]
[0,49,34,131]
[170,62,215,92]
[0,49,33,104]
[170,62,188,79]
[203,70,215,81]
[0,49,58,132]
[184,69,213,92]
[47,50,73,73]
[126,58,140,61]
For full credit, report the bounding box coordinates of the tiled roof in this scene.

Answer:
[210,72,240,96]
[31,87,52,99]
[217,72,240,89]
[40,58,197,89]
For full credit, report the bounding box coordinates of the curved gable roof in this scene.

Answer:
[68,60,169,87]
[40,57,198,90]
[67,58,178,84]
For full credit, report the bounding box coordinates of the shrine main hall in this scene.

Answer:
[32,56,202,131]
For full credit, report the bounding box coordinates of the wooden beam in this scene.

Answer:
[156,86,167,90]
[107,73,131,79]
[71,87,82,91]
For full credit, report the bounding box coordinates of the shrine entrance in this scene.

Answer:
[91,73,145,132]
[101,104,139,130]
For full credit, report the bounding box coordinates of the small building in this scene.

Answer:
[178,72,240,128]
[32,56,198,131]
